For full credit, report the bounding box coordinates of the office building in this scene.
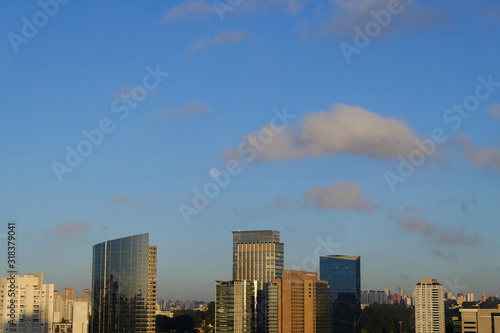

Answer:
[414,278,445,333]
[232,230,284,283]
[63,287,76,301]
[460,306,500,333]
[398,285,403,297]
[215,280,259,333]
[91,233,157,333]
[266,270,332,333]
[0,273,54,333]
[320,255,361,333]
[361,290,388,305]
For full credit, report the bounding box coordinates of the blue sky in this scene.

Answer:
[1,0,500,302]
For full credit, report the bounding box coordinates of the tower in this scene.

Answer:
[319,255,361,333]
[91,233,157,333]
[414,278,444,333]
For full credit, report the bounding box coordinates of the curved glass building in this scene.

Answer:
[91,233,156,333]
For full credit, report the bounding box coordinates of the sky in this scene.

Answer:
[1,0,500,302]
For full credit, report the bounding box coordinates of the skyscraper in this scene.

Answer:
[320,255,361,333]
[266,270,332,333]
[91,233,157,333]
[414,278,444,333]
[0,273,54,333]
[64,287,76,301]
[215,280,259,333]
[232,230,284,283]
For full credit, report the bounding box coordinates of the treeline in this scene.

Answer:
[361,303,415,333]
[156,301,215,333]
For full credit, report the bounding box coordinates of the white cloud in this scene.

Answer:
[459,133,500,171]
[109,193,135,206]
[312,0,449,38]
[391,215,480,246]
[303,181,376,212]
[189,29,252,53]
[225,104,424,161]
[44,221,90,238]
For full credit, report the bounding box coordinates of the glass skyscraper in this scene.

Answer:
[91,233,156,333]
[319,255,361,333]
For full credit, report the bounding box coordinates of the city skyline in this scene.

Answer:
[1,1,500,303]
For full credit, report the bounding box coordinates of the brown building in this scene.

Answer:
[64,287,76,301]
[148,245,158,333]
[267,270,332,333]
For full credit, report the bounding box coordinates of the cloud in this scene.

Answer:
[303,181,376,212]
[392,216,480,246]
[313,0,449,38]
[225,104,425,162]
[487,103,500,118]
[432,249,458,261]
[163,0,214,21]
[458,133,500,171]
[274,196,300,209]
[109,193,135,206]
[44,221,90,238]
[189,29,252,53]
[101,225,110,232]
[404,205,418,213]
[151,100,213,120]
[163,0,305,21]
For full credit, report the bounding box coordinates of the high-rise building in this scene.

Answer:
[414,278,445,333]
[91,233,157,333]
[148,245,157,332]
[64,287,76,301]
[81,289,91,303]
[0,273,54,333]
[266,270,332,333]
[320,255,361,333]
[482,294,488,302]
[232,230,284,283]
[73,300,89,333]
[398,285,403,297]
[215,280,259,333]
[467,293,476,303]
[361,291,388,305]
[460,306,500,333]
[216,230,284,333]
[493,293,499,299]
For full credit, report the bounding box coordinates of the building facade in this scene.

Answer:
[266,270,332,333]
[215,280,259,333]
[460,306,500,333]
[0,273,54,333]
[414,278,445,333]
[91,233,156,333]
[232,230,284,283]
[320,255,361,333]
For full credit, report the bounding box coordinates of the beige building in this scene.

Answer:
[63,288,75,301]
[72,300,89,333]
[148,245,158,333]
[460,306,500,333]
[414,278,445,333]
[0,273,54,333]
[232,230,284,284]
[267,270,332,333]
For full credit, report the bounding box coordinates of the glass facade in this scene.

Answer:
[215,280,258,333]
[92,233,153,333]
[319,255,361,333]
